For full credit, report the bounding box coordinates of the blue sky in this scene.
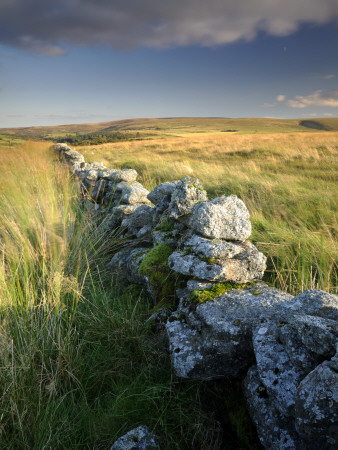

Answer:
[0,0,338,127]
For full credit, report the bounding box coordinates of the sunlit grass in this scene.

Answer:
[81,131,338,294]
[0,142,239,449]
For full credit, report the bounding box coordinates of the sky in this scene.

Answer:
[1,0,338,128]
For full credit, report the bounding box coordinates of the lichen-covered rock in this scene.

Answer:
[244,366,305,450]
[295,360,338,448]
[166,283,293,379]
[252,321,306,417]
[121,182,150,205]
[168,241,266,283]
[121,205,154,232]
[279,289,338,321]
[168,176,207,221]
[189,195,251,240]
[106,204,140,230]
[183,233,247,259]
[283,314,337,359]
[147,181,179,205]
[110,426,159,450]
[109,169,138,183]
[56,143,85,165]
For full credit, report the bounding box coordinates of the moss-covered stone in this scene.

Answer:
[138,243,179,304]
[153,217,174,232]
[189,282,254,304]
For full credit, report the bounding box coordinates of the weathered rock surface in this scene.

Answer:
[166,283,293,380]
[244,366,305,450]
[295,360,338,449]
[168,176,207,221]
[183,233,245,259]
[168,241,266,283]
[107,247,149,285]
[189,195,251,240]
[110,426,159,450]
[147,181,179,205]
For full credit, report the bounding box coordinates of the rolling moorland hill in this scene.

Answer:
[1,117,338,144]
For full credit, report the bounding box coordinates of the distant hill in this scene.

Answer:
[1,117,338,140]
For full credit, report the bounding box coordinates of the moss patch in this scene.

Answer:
[190,282,254,304]
[154,217,174,232]
[138,244,179,304]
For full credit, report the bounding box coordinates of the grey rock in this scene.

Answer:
[166,283,293,380]
[84,168,100,186]
[295,361,338,448]
[121,205,154,231]
[253,321,305,417]
[184,233,247,259]
[152,230,177,247]
[107,247,149,285]
[109,169,138,183]
[189,195,251,241]
[111,426,158,450]
[280,289,338,321]
[244,366,305,450]
[121,182,150,205]
[285,314,337,359]
[277,323,321,373]
[91,178,108,202]
[107,204,140,230]
[168,176,207,221]
[168,241,266,283]
[147,181,179,204]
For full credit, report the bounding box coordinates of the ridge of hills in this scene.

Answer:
[1,117,338,140]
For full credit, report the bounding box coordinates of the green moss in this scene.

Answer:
[190,282,254,304]
[198,256,219,264]
[132,251,145,262]
[253,290,260,295]
[183,246,193,255]
[138,244,179,304]
[154,217,175,232]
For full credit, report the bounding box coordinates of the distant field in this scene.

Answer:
[2,116,338,141]
[1,118,337,293]
[79,129,338,294]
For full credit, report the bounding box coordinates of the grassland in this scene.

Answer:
[0,141,259,449]
[0,119,337,448]
[79,130,338,294]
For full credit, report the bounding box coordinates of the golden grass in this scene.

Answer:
[81,131,338,294]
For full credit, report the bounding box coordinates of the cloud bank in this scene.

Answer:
[1,0,338,55]
[287,89,338,108]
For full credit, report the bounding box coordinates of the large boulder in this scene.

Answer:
[166,283,293,380]
[189,195,251,241]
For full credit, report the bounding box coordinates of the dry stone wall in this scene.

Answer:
[55,143,338,450]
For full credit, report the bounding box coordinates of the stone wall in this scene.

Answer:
[55,143,338,449]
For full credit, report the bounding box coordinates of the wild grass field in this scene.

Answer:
[0,141,257,449]
[80,130,338,294]
[0,119,337,448]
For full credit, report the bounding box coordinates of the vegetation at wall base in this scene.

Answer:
[0,142,261,449]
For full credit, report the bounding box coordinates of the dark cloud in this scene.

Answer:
[1,0,338,55]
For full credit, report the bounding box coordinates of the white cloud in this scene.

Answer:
[0,1,338,53]
[276,95,286,102]
[320,74,335,79]
[287,89,338,108]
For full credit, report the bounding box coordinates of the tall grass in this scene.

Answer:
[0,142,251,449]
[81,131,338,294]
